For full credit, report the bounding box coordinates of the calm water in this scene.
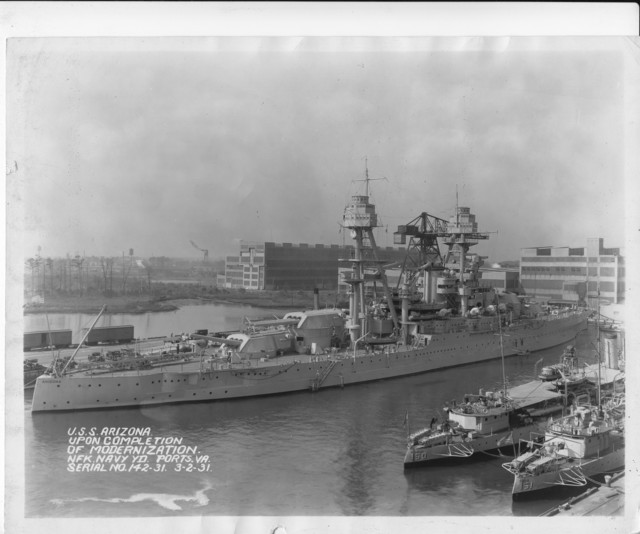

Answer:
[23,302,286,342]
[21,307,607,518]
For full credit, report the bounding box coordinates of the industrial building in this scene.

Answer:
[219,241,408,291]
[520,238,624,305]
[478,266,521,294]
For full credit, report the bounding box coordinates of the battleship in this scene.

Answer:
[30,176,588,413]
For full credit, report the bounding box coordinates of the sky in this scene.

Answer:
[6,36,638,265]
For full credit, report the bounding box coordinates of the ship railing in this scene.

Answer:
[441,443,474,458]
[309,354,331,363]
[548,421,589,436]
[555,467,587,487]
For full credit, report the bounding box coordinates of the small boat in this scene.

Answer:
[502,394,625,498]
[404,388,545,467]
[504,302,626,499]
[538,345,587,388]
[403,316,592,468]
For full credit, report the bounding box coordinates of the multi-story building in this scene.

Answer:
[220,240,407,291]
[478,267,521,294]
[520,238,624,305]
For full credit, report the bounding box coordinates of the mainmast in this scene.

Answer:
[497,304,508,397]
[596,287,602,409]
[441,204,489,316]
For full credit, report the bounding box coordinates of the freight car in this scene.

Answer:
[24,329,73,351]
[81,325,135,346]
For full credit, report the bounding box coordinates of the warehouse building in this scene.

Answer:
[520,238,624,305]
[220,241,408,291]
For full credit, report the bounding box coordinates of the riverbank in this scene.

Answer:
[23,288,344,315]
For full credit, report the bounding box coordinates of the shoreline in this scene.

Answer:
[22,289,343,315]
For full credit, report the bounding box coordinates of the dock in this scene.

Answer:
[540,472,624,516]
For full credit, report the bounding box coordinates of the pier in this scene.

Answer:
[541,471,624,516]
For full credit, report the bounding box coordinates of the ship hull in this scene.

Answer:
[511,448,625,498]
[404,424,546,468]
[31,311,587,413]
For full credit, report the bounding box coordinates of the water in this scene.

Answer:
[21,307,609,518]
[23,302,286,342]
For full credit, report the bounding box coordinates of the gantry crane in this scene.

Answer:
[393,212,448,281]
[394,205,489,316]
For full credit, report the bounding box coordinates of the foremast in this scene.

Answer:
[342,166,399,345]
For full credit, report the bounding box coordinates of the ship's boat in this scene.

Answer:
[30,174,588,413]
[538,367,562,381]
[538,344,590,391]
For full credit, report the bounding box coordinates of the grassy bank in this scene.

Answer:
[23,286,346,315]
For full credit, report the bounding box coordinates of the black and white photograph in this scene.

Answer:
[4,3,639,534]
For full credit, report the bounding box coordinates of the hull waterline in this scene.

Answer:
[31,311,587,413]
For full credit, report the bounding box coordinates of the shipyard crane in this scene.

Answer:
[394,204,490,315]
[393,212,448,280]
[190,240,209,262]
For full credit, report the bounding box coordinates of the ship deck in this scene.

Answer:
[29,338,364,379]
[507,366,624,411]
[507,380,564,409]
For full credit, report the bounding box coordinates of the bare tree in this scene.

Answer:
[100,257,115,295]
[121,251,133,294]
[142,261,153,293]
[72,255,84,295]
[25,258,36,295]
[34,254,43,296]
[44,257,53,297]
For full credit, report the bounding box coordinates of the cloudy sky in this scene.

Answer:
[7,36,637,263]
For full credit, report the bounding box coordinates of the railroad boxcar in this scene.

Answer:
[24,330,73,351]
[82,325,135,345]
